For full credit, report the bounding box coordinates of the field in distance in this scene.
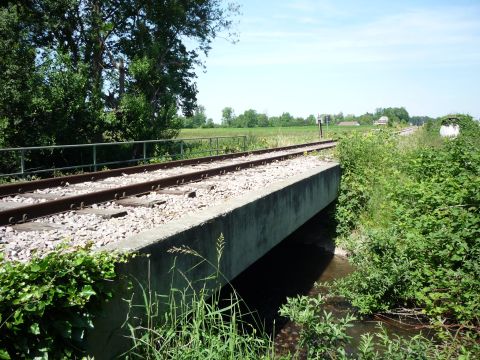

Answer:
[179,125,375,147]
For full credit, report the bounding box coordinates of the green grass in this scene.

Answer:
[126,281,275,359]
[179,126,374,148]
[125,235,276,359]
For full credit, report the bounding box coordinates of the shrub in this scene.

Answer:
[334,116,480,322]
[0,245,129,359]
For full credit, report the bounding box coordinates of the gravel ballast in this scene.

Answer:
[0,154,334,262]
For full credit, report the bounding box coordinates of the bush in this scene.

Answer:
[0,246,129,359]
[334,116,480,322]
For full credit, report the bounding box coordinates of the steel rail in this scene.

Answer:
[0,140,336,197]
[0,143,336,226]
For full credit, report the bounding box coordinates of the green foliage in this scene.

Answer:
[1,0,239,175]
[179,125,374,148]
[440,114,480,144]
[126,284,273,359]
[221,107,236,127]
[375,326,433,359]
[410,115,434,126]
[237,109,260,128]
[183,105,208,129]
[280,295,480,359]
[334,115,480,322]
[375,107,410,125]
[0,1,239,148]
[126,235,274,359]
[217,108,319,128]
[279,295,355,359]
[0,246,129,358]
[335,130,398,237]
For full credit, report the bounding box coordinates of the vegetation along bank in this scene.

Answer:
[1,115,479,358]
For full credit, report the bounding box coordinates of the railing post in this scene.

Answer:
[180,141,184,158]
[216,137,219,155]
[143,142,147,162]
[20,149,25,176]
[243,136,246,152]
[93,145,97,172]
[209,138,212,156]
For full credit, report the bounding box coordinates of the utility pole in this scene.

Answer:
[317,114,323,139]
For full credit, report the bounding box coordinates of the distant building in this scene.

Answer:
[338,121,360,126]
[374,116,388,125]
[440,124,460,138]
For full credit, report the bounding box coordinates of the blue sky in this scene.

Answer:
[195,0,480,122]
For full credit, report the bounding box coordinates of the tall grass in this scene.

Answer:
[124,236,276,359]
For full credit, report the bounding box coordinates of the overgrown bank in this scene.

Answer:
[329,115,480,356]
[2,118,479,358]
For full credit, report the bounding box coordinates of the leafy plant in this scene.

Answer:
[334,130,398,237]
[0,245,130,359]
[280,295,480,359]
[279,294,355,359]
[333,115,480,323]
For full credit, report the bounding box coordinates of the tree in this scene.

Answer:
[269,116,280,127]
[0,1,239,146]
[411,116,434,126]
[278,112,294,126]
[357,113,374,125]
[184,105,207,128]
[334,112,344,124]
[257,113,269,127]
[0,5,99,147]
[241,109,258,127]
[384,107,410,124]
[375,107,410,125]
[292,117,305,126]
[203,118,215,128]
[305,115,316,125]
[0,5,41,148]
[221,107,235,127]
[344,114,356,122]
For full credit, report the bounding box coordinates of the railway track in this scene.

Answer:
[0,141,336,226]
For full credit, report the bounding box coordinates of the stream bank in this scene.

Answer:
[222,204,427,357]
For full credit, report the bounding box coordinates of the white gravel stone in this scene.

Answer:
[1,151,335,262]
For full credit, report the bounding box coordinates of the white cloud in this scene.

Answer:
[285,0,348,17]
[197,2,480,121]
[210,4,480,68]
[285,0,317,12]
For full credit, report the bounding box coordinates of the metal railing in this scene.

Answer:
[0,136,247,178]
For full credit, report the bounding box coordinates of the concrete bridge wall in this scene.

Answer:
[86,162,340,358]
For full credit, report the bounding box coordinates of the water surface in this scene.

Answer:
[224,205,426,357]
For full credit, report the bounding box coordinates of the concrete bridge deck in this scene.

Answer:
[87,161,341,357]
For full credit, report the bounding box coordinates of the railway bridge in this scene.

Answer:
[0,141,340,357]
[87,161,340,357]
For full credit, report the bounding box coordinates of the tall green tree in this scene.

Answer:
[221,106,235,127]
[0,0,239,146]
[411,115,434,126]
[235,109,257,128]
[257,113,269,127]
[242,109,258,127]
[375,107,410,125]
[305,115,316,125]
[278,112,294,126]
[182,105,207,128]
